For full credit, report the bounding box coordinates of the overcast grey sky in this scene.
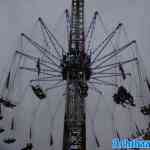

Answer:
[0,0,150,150]
[0,0,150,74]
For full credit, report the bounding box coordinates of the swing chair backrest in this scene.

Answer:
[3,138,16,144]
[31,85,46,99]
[0,97,16,108]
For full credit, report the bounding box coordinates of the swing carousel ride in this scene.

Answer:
[0,0,150,150]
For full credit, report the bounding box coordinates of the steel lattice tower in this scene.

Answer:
[62,0,89,149]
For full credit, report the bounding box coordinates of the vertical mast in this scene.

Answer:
[69,0,85,53]
[62,0,89,150]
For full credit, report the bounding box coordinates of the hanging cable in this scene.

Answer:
[86,108,101,148]
[29,127,32,141]
[48,92,65,147]
[0,104,3,120]
[38,17,65,57]
[65,9,70,47]
[86,11,98,54]
[10,117,15,131]
[21,33,60,69]
[49,133,54,146]
[39,21,61,61]
[3,117,16,144]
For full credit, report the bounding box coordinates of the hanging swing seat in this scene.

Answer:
[3,137,16,144]
[0,115,3,120]
[0,128,5,133]
[141,105,150,115]
[31,85,46,99]
[131,127,150,140]
[21,143,33,150]
[26,143,33,149]
[135,130,150,140]
[0,97,16,109]
[113,86,136,107]
[50,134,53,146]
[146,78,150,92]
[21,147,27,150]
[119,63,126,80]
[79,82,88,97]
[143,132,150,140]
[94,135,100,148]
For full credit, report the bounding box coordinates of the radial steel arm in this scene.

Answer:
[91,23,123,64]
[92,40,136,69]
[65,9,71,43]
[45,80,65,92]
[89,79,118,87]
[92,57,138,72]
[20,66,61,76]
[88,83,103,95]
[92,72,130,75]
[16,50,60,73]
[86,11,98,39]
[30,76,62,82]
[86,11,99,53]
[40,22,60,61]
[21,33,60,68]
[91,73,131,79]
[38,17,65,56]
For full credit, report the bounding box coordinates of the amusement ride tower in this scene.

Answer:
[62,0,89,149]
